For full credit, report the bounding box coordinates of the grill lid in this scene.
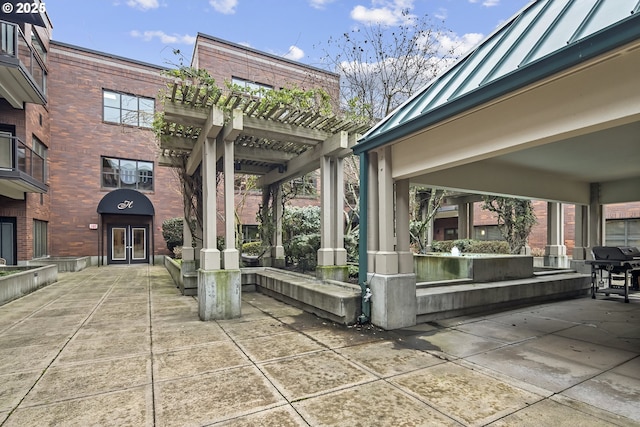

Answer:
[592,246,640,261]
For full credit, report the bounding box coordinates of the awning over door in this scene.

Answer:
[97,189,155,216]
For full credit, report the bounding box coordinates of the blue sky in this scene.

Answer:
[46,0,532,69]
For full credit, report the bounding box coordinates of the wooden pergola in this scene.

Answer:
[157,81,368,320]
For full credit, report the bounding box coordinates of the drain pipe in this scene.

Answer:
[357,151,371,324]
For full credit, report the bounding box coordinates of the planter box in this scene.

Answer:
[414,253,533,282]
[0,265,58,306]
[27,256,91,272]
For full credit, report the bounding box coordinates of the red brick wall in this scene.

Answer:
[193,34,340,109]
[47,43,182,258]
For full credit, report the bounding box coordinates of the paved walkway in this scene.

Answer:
[0,265,638,426]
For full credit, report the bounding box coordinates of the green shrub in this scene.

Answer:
[431,239,510,254]
[242,241,263,256]
[162,217,183,253]
[287,233,320,272]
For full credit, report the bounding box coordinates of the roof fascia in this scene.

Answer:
[353,13,640,155]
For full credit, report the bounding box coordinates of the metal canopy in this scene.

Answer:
[357,0,640,150]
[352,0,640,206]
[158,82,369,185]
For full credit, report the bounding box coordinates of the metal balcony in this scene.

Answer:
[0,135,47,199]
[0,20,47,108]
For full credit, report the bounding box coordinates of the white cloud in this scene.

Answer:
[350,0,416,26]
[309,0,336,9]
[282,45,304,61]
[130,30,196,45]
[126,0,159,10]
[468,0,500,6]
[434,7,447,21]
[437,32,484,57]
[209,0,238,14]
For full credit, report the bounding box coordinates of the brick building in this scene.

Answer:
[1,11,638,267]
[0,13,335,266]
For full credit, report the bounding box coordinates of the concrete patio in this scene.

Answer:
[0,265,638,426]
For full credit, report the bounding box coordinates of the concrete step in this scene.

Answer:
[255,268,361,325]
[416,273,591,322]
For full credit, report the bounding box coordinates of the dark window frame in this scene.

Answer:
[102,89,155,129]
[101,156,154,191]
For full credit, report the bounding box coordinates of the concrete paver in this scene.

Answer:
[0,265,638,426]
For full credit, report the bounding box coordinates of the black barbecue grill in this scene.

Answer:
[586,246,640,303]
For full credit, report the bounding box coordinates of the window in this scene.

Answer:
[103,90,155,128]
[606,219,640,248]
[32,135,47,182]
[31,29,46,62]
[101,157,154,191]
[33,220,48,259]
[231,77,273,94]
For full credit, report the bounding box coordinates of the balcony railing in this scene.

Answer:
[0,135,46,184]
[0,20,46,95]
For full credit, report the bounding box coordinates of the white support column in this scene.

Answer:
[272,184,285,267]
[181,216,194,262]
[334,157,347,265]
[396,179,413,273]
[318,155,334,266]
[367,152,379,273]
[223,139,239,270]
[544,202,568,268]
[200,136,220,270]
[375,146,398,274]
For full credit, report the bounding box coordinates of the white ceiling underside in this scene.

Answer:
[391,42,640,206]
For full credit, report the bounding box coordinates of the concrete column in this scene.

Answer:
[181,217,194,262]
[375,146,398,274]
[272,184,285,268]
[367,152,379,273]
[200,137,220,270]
[334,157,347,265]
[223,139,239,270]
[588,183,605,249]
[180,215,197,296]
[318,155,334,266]
[467,202,475,238]
[544,202,568,268]
[458,203,469,239]
[396,179,413,273]
[573,204,589,260]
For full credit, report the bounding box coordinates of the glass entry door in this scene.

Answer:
[109,225,148,264]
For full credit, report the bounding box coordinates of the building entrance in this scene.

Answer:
[108,224,148,264]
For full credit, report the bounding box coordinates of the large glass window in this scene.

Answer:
[33,219,47,259]
[101,157,154,191]
[231,77,273,94]
[32,135,47,182]
[0,131,11,170]
[103,90,155,128]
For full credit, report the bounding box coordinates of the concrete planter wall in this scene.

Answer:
[414,253,534,283]
[27,256,91,272]
[0,265,58,306]
[164,256,182,287]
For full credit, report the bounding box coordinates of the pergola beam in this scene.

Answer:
[185,106,224,176]
[243,116,330,146]
[164,103,208,127]
[234,145,296,163]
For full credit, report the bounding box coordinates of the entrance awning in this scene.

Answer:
[97,189,155,216]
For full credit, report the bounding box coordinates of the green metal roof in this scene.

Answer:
[354,0,640,154]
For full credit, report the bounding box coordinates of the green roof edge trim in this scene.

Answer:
[353,13,640,155]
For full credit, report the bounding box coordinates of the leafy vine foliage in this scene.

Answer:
[153,65,337,253]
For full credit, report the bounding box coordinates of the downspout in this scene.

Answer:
[357,151,371,324]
